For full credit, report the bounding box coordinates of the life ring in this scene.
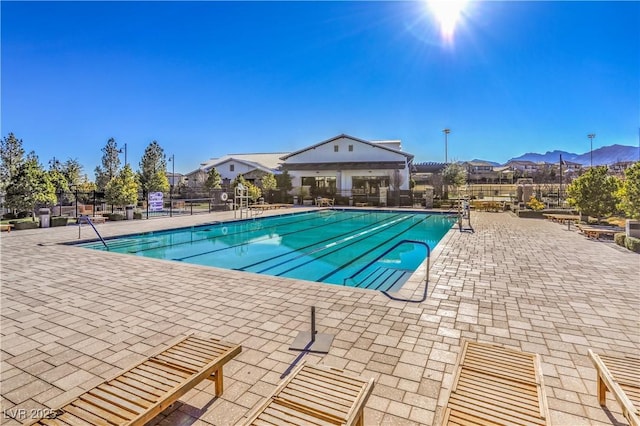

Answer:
[221,226,228,235]
[220,192,228,201]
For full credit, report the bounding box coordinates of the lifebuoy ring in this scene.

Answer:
[220,192,228,201]
[221,226,228,235]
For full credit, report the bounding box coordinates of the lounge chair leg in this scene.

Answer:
[214,368,223,396]
[597,374,607,406]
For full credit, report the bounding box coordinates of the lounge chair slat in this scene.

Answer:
[162,347,210,366]
[72,398,131,423]
[114,376,167,397]
[98,383,154,408]
[241,362,374,426]
[260,401,334,425]
[62,405,113,426]
[441,341,549,426]
[27,335,241,426]
[136,361,192,382]
[92,385,147,411]
[79,393,138,421]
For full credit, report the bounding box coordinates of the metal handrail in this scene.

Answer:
[79,215,109,250]
[344,239,431,302]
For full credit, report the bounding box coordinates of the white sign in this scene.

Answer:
[149,192,164,212]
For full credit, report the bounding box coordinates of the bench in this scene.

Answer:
[242,361,374,426]
[1,223,14,233]
[442,340,549,425]
[28,334,241,426]
[588,350,639,426]
[576,225,621,239]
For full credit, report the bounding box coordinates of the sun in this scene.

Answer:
[427,0,468,43]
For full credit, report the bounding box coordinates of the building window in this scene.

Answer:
[334,145,339,152]
[230,164,234,172]
[348,145,353,152]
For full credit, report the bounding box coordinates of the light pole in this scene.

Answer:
[587,134,595,167]
[443,128,451,164]
[168,155,174,217]
[118,143,128,166]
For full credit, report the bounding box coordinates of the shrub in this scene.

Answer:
[2,213,16,220]
[133,212,143,220]
[17,211,31,218]
[614,233,626,247]
[526,196,545,211]
[625,236,640,253]
[51,217,68,227]
[13,221,39,230]
[108,213,125,221]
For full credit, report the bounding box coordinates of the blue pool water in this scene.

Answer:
[78,210,456,292]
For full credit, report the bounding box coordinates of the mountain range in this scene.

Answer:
[475,144,638,166]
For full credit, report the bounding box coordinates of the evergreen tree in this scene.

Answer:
[95,138,122,191]
[567,166,620,221]
[138,140,169,193]
[0,133,25,194]
[105,164,139,207]
[5,153,56,218]
[275,170,293,191]
[204,167,222,192]
[617,161,640,219]
[262,173,277,191]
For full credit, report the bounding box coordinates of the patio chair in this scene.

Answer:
[588,349,639,426]
[241,361,374,425]
[441,340,550,425]
[28,334,241,426]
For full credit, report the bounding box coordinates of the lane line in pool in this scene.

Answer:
[172,211,378,262]
[273,215,415,277]
[237,213,404,272]
[127,211,325,254]
[316,215,431,282]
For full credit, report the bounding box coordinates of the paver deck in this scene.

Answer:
[1,209,638,425]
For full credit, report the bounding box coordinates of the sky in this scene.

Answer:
[2,1,638,177]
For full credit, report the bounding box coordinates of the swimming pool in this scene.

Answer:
[78,210,456,292]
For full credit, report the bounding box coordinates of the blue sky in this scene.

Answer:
[2,1,638,177]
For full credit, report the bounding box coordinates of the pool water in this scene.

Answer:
[78,210,456,292]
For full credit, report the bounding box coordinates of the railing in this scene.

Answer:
[344,239,431,302]
[78,215,109,250]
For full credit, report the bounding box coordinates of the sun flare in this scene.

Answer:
[428,0,468,43]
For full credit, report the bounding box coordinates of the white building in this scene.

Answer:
[280,134,414,200]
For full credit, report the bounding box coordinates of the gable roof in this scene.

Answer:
[280,134,414,161]
[205,157,275,174]
[200,152,288,171]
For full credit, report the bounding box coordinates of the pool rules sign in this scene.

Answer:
[149,192,163,212]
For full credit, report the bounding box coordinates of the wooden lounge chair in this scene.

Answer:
[588,350,639,426]
[28,334,241,426]
[1,223,14,233]
[441,340,550,425]
[242,361,374,426]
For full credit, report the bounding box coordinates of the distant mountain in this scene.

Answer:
[469,159,501,166]
[510,145,638,166]
[510,150,579,164]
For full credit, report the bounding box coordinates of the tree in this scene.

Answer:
[204,167,222,193]
[566,166,620,221]
[139,141,169,194]
[95,138,122,191]
[442,162,467,199]
[275,170,293,191]
[0,133,25,195]
[5,153,56,218]
[61,158,83,188]
[261,173,277,203]
[48,158,69,195]
[617,161,640,219]
[105,164,139,207]
[232,174,261,202]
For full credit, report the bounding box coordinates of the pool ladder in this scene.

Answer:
[343,239,430,302]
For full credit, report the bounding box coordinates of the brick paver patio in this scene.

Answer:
[1,209,638,425]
